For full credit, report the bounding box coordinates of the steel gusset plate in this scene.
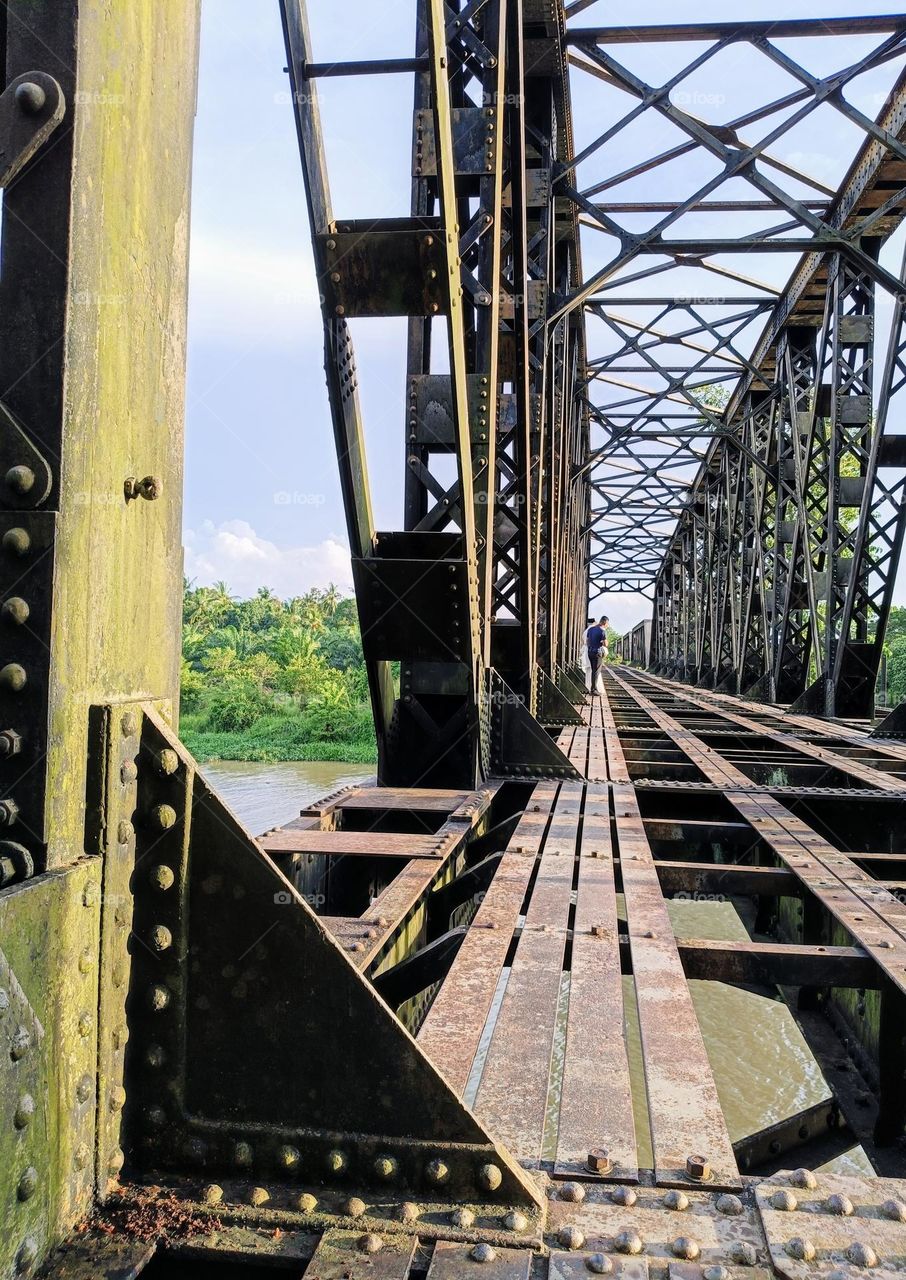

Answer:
[111,706,540,1207]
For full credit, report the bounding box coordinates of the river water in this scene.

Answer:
[204,758,867,1175]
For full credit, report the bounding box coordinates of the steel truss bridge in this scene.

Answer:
[6,3,906,1279]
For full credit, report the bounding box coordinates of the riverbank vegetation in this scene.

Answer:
[180,582,377,762]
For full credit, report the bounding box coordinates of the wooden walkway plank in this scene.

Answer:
[260,830,446,858]
[417,783,559,1094]
[600,683,741,1189]
[335,787,472,811]
[611,670,906,998]
[555,783,638,1181]
[473,781,584,1165]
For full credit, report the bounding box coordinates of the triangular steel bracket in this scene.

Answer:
[488,670,580,779]
[95,705,542,1208]
[537,666,582,726]
[556,664,588,705]
[870,701,906,740]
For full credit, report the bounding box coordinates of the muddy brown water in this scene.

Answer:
[206,760,869,1177]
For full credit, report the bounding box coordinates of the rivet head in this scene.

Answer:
[120,760,138,785]
[10,1026,30,1060]
[15,1237,38,1273]
[614,1229,642,1255]
[451,1207,474,1228]
[148,984,170,1012]
[145,1043,165,1069]
[120,711,139,737]
[297,1193,318,1212]
[109,1086,126,1112]
[14,1094,35,1128]
[249,1186,269,1207]
[149,863,175,891]
[151,803,177,831]
[204,1184,223,1206]
[149,924,172,952]
[478,1162,502,1191]
[358,1234,383,1254]
[73,1143,90,1171]
[107,1147,125,1175]
[373,1154,397,1181]
[730,1241,757,1266]
[771,1189,798,1211]
[78,949,93,974]
[345,1197,366,1217]
[157,748,179,775]
[117,820,134,845]
[1,597,29,626]
[505,1211,528,1230]
[663,1189,688,1210]
[789,1167,817,1189]
[685,1153,710,1181]
[397,1201,419,1222]
[15,82,46,114]
[425,1157,449,1184]
[559,1181,585,1203]
[277,1144,301,1171]
[234,1141,253,1168]
[703,1268,729,1280]
[847,1242,877,1268]
[5,465,35,495]
[326,1148,347,1175]
[0,663,27,692]
[2,527,30,556]
[587,1255,613,1275]
[82,881,99,908]
[826,1192,854,1216]
[558,1226,585,1251]
[672,1237,700,1260]
[611,1185,636,1206]
[716,1193,743,1215]
[76,1074,93,1104]
[470,1243,497,1263]
[17,1167,38,1200]
[882,1197,906,1221]
[785,1238,815,1261]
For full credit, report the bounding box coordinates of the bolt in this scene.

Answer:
[0,729,22,757]
[2,528,30,557]
[15,82,46,114]
[685,1153,710,1181]
[587,1147,612,1174]
[0,799,19,826]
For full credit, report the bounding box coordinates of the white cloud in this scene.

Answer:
[184,520,353,597]
[188,232,320,347]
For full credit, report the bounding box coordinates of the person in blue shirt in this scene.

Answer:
[586,616,609,692]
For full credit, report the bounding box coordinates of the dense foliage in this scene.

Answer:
[886,605,906,707]
[180,581,377,762]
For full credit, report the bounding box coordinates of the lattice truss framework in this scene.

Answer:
[565,15,906,716]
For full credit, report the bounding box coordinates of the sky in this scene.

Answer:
[184,0,906,636]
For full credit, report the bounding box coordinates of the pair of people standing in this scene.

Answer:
[585,616,609,693]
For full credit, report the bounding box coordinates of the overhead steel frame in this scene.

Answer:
[567,17,906,715]
[281,0,589,787]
